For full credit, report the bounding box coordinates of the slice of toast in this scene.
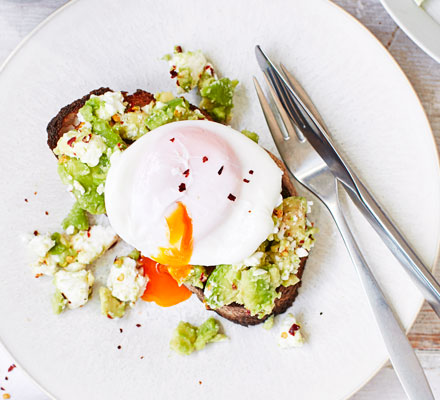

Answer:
[47,90,309,327]
[47,88,155,151]
[185,153,309,326]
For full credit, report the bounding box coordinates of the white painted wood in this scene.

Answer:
[0,0,438,398]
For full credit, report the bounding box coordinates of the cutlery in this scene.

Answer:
[254,45,440,319]
[253,63,434,399]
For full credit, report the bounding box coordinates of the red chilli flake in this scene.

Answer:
[182,169,190,178]
[136,324,141,328]
[117,345,121,350]
[87,227,91,238]
[243,179,250,183]
[24,198,28,203]
[179,183,186,192]
[45,211,49,215]
[0,387,4,391]
[82,134,91,143]
[202,156,208,163]
[117,142,124,149]
[232,283,237,290]
[288,323,300,336]
[175,46,183,53]
[7,365,16,373]
[170,68,178,78]
[33,230,39,236]
[218,166,224,175]
[170,138,175,142]
[249,170,254,175]
[227,194,236,201]
[120,328,123,333]
[67,137,76,147]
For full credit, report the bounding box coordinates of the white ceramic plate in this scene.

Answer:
[0,0,439,399]
[380,0,440,63]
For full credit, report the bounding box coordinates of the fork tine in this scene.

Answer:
[260,73,299,140]
[280,63,328,131]
[253,76,289,146]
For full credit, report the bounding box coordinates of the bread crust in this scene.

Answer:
[46,88,155,151]
[185,152,309,326]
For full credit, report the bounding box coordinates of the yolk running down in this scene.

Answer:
[154,201,193,284]
[141,202,193,307]
[140,257,192,307]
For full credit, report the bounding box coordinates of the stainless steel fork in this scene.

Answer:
[253,75,434,400]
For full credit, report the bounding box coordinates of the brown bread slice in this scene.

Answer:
[185,153,310,326]
[47,90,309,327]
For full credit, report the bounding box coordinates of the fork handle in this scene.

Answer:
[329,198,434,400]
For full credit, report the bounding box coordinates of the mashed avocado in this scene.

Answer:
[62,202,89,232]
[189,196,318,319]
[99,287,126,319]
[165,46,238,123]
[170,317,226,355]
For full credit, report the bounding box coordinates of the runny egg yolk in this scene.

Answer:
[140,257,192,307]
[154,202,193,283]
[141,202,193,307]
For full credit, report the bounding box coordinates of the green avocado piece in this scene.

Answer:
[204,265,242,309]
[194,318,226,351]
[145,97,205,131]
[52,289,68,314]
[170,318,226,356]
[79,98,126,149]
[57,155,110,215]
[99,287,126,319]
[170,321,198,355]
[199,77,238,123]
[282,197,308,239]
[241,130,259,143]
[62,202,89,232]
[239,266,281,318]
[48,232,77,268]
[183,265,207,289]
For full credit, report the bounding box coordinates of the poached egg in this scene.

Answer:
[105,120,282,277]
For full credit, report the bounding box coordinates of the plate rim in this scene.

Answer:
[380,0,440,63]
[0,0,439,399]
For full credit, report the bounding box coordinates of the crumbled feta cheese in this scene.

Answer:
[296,247,309,258]
[91,91,126,120]
[240,251,264,267]
[65,225,75,235]
[96,183,105,195]
[252,268,268,276]
[120,111,148,140]
[169,50,207,92]
[73,180,85,195]
[107,257,148,304]
[31,254,60,277]
[64,262,86,272]
[71,225,117,264]
[54,130,107,167]
[53,270,94,309]
[28,234,55,257]
[278,313,304,348]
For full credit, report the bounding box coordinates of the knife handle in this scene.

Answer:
[348,176,440,318]
[330,196,434,400]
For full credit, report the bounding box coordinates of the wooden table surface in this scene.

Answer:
[0,0,439,399]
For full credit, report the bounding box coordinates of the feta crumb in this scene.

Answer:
[73,180,85,195]
[65,225,75,235]
[296,247,309,258]
[54,130,107,167]
[278,313,304,348]
[28,234,55,257]
[240,251,264,267]
[71,225,117,264]
[107,257,148,304]
[91,91,126,120]
[64,262,86,272]
[31,254,60,277]
[96,183,105,195]
[53,270,94,309]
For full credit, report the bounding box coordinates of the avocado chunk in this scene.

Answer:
[51,289,68,314]
[204,265,242,309]
[183,265,207,289]
[170,317,226,356]
[241,130,259,143]
[99,287,126,319]
[62,202,89,233]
